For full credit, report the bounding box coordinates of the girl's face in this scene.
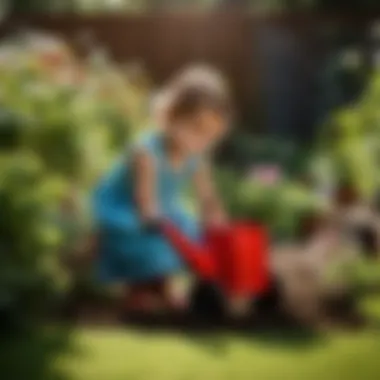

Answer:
[169,109,229,156]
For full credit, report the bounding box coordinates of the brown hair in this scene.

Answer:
[159,65,232,121]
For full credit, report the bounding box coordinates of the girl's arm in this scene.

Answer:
[132,150,160,222]
[193,160,227,226]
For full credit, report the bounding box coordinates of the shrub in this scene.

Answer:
[0,32,149,328]
[216,168,324,241]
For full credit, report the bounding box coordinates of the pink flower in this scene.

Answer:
[247,164,282,185]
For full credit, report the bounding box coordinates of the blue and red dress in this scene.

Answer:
[92,132,199,283]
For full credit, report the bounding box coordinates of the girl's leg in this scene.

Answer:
[123,282,163,314]
[124,277,186,313]
[150,277,188,312]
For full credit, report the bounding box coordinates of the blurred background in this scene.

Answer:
[1,1,380,380]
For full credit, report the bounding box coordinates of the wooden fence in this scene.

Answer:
[0,13,377,126]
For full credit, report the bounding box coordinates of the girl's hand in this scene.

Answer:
[204,209,228,229]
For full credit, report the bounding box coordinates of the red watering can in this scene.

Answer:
[162,222,271,298]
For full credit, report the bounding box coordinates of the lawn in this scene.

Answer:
[60,268,380,380]
[2,296,380,380]
[63,327,380,380]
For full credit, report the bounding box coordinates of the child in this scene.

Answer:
[93,66,232,314]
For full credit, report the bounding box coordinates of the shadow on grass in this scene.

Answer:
[184,322,324,355]
[0,327,76,380]
[240,327,322,347]
[362,294,380,330]
[179,328,323,356]
[122,311,324,355]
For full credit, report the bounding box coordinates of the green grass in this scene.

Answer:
[60,328,380,380]
[2,296,380,380]
[2,326,380,380]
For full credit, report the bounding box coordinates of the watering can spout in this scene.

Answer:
[162,221,215,279]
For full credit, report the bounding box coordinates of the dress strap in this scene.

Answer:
[131,131,163,161]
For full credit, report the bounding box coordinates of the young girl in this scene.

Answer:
[93,66,232,314]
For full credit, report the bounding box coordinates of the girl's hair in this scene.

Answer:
[155,65,232,121]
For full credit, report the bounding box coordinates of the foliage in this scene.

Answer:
[5,0,222,14]
[225,134,296,170]
[228,69,380,240]
[5,0,380,15]
[314,70,380,201]
[349,258,380,290]
[216,168,324,240]
[0,32,148,328]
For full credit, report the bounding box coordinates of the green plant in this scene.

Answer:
[0,33,149,328]
[216,169,323,240]
[314,70,380,201]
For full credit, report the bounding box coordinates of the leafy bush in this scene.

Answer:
[314,70,380,201]
[0,32,149,328]
[216,169,324,241]
[221,133,303,174]
[0,152,67,329]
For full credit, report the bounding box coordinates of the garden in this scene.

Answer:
[1,31,380,380]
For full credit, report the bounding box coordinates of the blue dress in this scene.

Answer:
[92,132,199,283]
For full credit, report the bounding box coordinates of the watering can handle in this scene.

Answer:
[162,221,216,279]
